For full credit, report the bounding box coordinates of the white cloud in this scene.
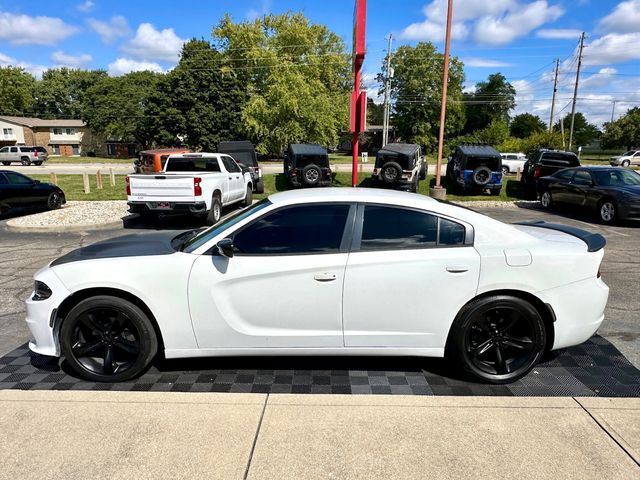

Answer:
[462,57,514,67]
[536,28,582,40]
[583,32,640,65]
[473,1,564,45]
[122,23,186,63]
[87,16,130,44]
[598,0,640,34]
[0,11,78,46]
[77,0,95,13]
[246,0,271,21]
[51,51,93,68]
[400,1,564,45]
[107,57,163,76]
[580,68,617,89]
[0,51,47,78]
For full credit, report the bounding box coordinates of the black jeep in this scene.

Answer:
[446,144,503,195]
[218,141,264,193]
[284,144,332,187]
[372,143,426,192]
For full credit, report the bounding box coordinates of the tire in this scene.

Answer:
[301,164,321,186]
[2,161,10,166]
[47,191,63,210]
[242,185,252,207]
[448,295,546,384]
[34,161,43,166]
[21,157,31,166]
[472,166,492,186]
[60,295,158,382]
[489,187,501,196]
[419,162,427,180]
[540,190,553,209]
[255,179,264,194]
[410,176,418,193]
[380,162,402,184]
[622,160,630,167]
[598,199,617,224]
[207,194,222,225]
[501,166,509,176]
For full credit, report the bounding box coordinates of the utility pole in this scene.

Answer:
[549,58,559,131]
[610,100,616,123]
[382,34,393,146]
[568,32,585,150]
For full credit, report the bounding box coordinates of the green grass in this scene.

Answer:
[33,174,127,201]
[47,156,133,164]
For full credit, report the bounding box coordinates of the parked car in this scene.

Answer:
[134,148,191,173]
[609,150,640,167]
[537,166,640,223]
[284,143,332,187]
[500,152,527,175]
[521,149,580,195]
[0,170,65,213]
[126,152,253,224]
[372,143,425,192]
[26,188,608,384]
[218,141,264,194]
[0,146,48,166]
[446,144,503,195]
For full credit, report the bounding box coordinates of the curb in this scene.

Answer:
[5,214,138,233]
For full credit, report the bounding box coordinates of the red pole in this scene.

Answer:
[435,0,453,188]
[352,68,361,188]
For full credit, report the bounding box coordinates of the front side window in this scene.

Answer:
[0,147,7,153]
[572,170,593,185]
[221,156,241,173]
[232,204,351,255]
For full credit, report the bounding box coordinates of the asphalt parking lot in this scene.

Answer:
[0,203,638,392]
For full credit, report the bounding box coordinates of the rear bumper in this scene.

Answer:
[128,201,207,214]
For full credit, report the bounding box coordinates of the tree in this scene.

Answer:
[0,66,35,115]
[82,71,165,149]
[477,119,509,146]
[554,112,600,147]
[381,42,465,152]
[213,12,350,155]
[601,107,640,150]
[464,73,515,133]
[366,98,384,125]
[510,113,546,138]
[34,68,107,118]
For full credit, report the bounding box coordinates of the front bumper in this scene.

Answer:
[128,201,207,214]
[24,267,72,357]
[618,199,640,220]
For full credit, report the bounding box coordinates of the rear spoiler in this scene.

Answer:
[514,220,606,252]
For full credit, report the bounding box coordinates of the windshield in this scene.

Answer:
[181,198,271,252]
[593,169,640,187]
[621,151,635,156]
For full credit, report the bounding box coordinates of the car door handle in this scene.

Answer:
[446,265,469,273]
[314,273,337,282]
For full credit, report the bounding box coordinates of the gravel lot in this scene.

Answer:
[6,201,129,231]
[0,203,638,368]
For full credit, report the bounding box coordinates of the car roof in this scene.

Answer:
[378,143,420,155]
[218,141,255,150]
[456,144,501,157]
[288,143,328,155]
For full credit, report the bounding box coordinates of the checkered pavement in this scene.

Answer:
[0,335,638,396]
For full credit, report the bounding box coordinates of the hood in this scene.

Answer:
[50,230,182,266]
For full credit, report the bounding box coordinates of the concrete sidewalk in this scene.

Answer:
[0,391,638,480]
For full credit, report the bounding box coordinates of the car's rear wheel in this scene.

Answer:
[501,166,509,176]
[598,199,616,224]
[21,157,31,166]
[60,296,158,382]
[419,162,427,180]
[255,179,264,194]
[540,190,553,209]
[207,195,222,225]
[449,295,546,384]
[2,161,10,166]
[47,191,63,210]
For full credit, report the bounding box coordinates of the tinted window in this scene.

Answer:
[20,147,32,152]
[439,218,466,245]
[0,173,7,184]
[554,169,574,181]
[5,172,33,185]
[10,147,17,152]
[232,204,350,255]
[593,169,640,186]
[165,157,221,172]
[540,152,579,167]
[572,170,593,185]
[0,147,7,152]
[361,206,438,250]
[221,156,241,173]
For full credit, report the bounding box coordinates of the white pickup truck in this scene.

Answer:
[127,153,253,224]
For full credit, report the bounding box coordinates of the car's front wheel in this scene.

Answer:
[2,161,10,166]
[448,295,546,384]
[598,199,617,224]
[60,296,158,382]
[47,191,63,210]
[622,160,630,167]
[540,190,553,209]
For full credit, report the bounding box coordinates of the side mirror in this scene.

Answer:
[216,238,234,258]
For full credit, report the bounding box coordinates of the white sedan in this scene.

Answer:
[25,188,609,384]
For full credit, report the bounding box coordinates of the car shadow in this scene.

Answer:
[0,207,48,221]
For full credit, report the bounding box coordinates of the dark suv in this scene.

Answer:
[521,149,580,195]
[446,144,503,195]
[372,143,425,192]
[218,141,264,193]
[284,143,332,187]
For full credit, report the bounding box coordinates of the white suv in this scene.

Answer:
[500,152,527,175]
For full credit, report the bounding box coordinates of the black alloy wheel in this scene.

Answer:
[302,164,321,186]
[61,296,158,382]
[47,191,63,210]
[449,295,546,383]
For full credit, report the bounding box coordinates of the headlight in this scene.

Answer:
[32,281,52,301]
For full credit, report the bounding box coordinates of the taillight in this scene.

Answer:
[34,151,38,157]
[533,166,542,178]
[291,170,297,177]
[125,176,131,195]
[194,177,202,196]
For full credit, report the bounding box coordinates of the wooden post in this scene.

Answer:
[109,168,116,187]
[516,167,521,181]
[96,170,103,190]
[50,172,57,185]
[82,172,90,194]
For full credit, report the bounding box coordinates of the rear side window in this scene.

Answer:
[554,169,574,181]
[232,204,350,255]
[572,170,593,185]
[20,147,32,152]
[360,206,438,250]
[439,218,466,245]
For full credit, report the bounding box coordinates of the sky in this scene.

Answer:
[0,0,638,126]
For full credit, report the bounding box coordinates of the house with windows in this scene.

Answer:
[0,116,86,156]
